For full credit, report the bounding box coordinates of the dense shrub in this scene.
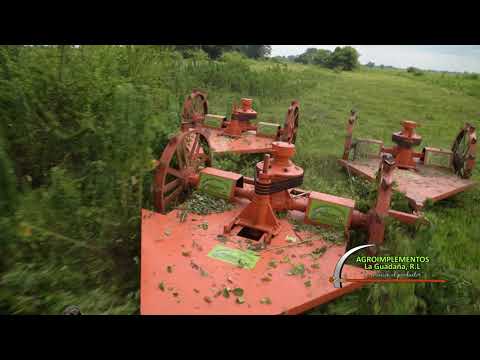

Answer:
[327,46,360,71]
[0,45,316,314]
[407,66,424,76]
[295,46,360,71]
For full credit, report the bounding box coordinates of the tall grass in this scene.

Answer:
[0,46,317,314]
[1,46,479,314]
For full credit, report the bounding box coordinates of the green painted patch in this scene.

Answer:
[199,173,234,200]
[207,244,260,269]
[307,199,351,228]
[204,115,224,128]
[425,151,452,168]
[257,122,280,137]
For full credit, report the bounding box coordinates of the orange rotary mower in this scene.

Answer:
[339,111,477,210]
[141,129,423,315]
[179,90,299,154]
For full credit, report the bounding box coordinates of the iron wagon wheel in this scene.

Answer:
[154,130,212,213]
[181,90,208,130]
[281,101,300,143]
[451,123,476,179]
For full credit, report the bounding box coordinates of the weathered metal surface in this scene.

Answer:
[144,135,420,314]
[341,112,477,208]
[280,100,300,143]
[202,128,277,154]
[390,121,422,170]
[338,157,476,209]
[180,91,300,154]
[140,207,368,315]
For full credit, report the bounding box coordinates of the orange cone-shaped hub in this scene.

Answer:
[391,120,422,169]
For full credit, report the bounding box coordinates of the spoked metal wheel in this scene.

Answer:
[451,123,476,179]
[154,130,212,213]
[181,90,208,130]
[281,101,300,144]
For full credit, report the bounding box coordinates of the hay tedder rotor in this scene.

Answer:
[180,90,300,154]
[339,111,477,210]
[141,128,423,315]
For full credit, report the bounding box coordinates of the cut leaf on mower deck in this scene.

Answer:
[141,208,370,315]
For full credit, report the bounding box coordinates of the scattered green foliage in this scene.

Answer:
[179,191,233,215]
[233,288,244,297]
[260,297,272,304]
[1,45,479,315]
[311,246,327,259]
[216,234,228,243]
[222,288,230,298]
[288,264,306,276]
[268,260,278,268]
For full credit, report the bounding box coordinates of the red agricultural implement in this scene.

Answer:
[141,129,423,315]
[339,111,477,210]
[180,90,299,154]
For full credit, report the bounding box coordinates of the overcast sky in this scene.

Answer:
[270,45,480,73]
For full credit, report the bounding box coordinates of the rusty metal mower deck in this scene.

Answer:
[140,206,367,315]
[339,111,477,209]
[142,129,422,315]
[180,90,299,155]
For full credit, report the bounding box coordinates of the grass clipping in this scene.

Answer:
[178,191,234,215]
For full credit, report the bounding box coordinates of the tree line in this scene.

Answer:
[273,46,361,71]
[160,45,272,59]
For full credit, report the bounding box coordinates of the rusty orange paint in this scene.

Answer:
[389,121,423,169]
[199,127,277,154]
[342,110,359,160]
[339,158,476,210]
[140,207,369,315]
[180,91,300,154]
[224,143,306,245]
[340,113,477,210]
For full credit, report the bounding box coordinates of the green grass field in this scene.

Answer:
[1,47,479,315]
[207,62,480,315]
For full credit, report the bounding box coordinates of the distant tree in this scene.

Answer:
[327,46,360,71]
[295,48,319,64]
[287,55,297,62]
[200,45,235,59]
[164,45,235,59]
[366,61,375,68]
[312,49,332,66]
[235,45,272,59]
[271,56,288,63]
[407,66,423,76]
[294,46,359,71]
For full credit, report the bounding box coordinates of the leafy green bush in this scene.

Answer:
[327,46,360,71]
[0,45,319,314]
[407,66,424,76]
